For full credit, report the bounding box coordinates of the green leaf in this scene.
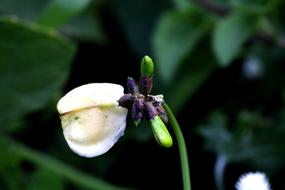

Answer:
[0,0,48,21]
[198,112,234,156]
[229,0,279,14]
[167,62,215,113]
[3,136,130,190]
[0,136,24,189]
[172,0,192,10]
[0,165,24,190]
[112,0,172,55]
[213,11,257,66]
[27,169,64,190]
[37,0,91,28]
[0,18,76,130]
[153,8,213,82]
[0,137,22,167]
[60,11,107,43]
[0,0,106,43]
[198,110,285,173]
[166,47,216,113]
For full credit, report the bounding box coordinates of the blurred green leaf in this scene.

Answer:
[199,110,285,173]
[0,0,106,43]
[0,18,76,130]
[0,165,24,190]
[0,135,22,190]
[172,0,191,10]
[167,60,215,113]
[60,11,107,43]
[27,169,64,190]
[230,0,279,14]
[3,136,130,190]
[153,8,213,82]
[0,137,21,167]
[0,0,48,21]
[113,0,171,55]
[37,0,91,28]
[213,11,257,66]
[166,47,216,113]
[198,112,234,156]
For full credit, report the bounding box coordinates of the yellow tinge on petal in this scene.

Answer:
[57,83,128,158]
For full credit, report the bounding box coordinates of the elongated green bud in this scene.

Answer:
[141,55,154,77]
[150,115,173,148]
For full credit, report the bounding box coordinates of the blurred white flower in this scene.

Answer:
[235,172,271,190]
[57,83,128,158]
[242,56,263,79]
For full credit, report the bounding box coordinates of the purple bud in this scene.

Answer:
[127,77,139,95]
[156,104,168,123]
[132,98,144,125]
[140,76,153,95]
[118,94,132,108]
[145,101,158,120]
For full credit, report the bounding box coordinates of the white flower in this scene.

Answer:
[57,83,128,158]
[235,172,271,190]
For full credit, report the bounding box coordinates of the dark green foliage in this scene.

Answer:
[1,0,285,189]
[0,18,76,131]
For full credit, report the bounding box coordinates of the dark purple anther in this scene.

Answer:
[118,94,132,108]
[156,104,168,123]
[145,101,158,120]
[140,76,153,95]
[132,98,144,125]
[127,77,139,95]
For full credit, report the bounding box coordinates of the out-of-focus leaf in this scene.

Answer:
[3,136,130,190]
[230,0,279,14]
[0,137,22,190]
[113,0,171,55]
[27,169,64,190]
[0,0,48,21]
[213,11,257,66]
[198,112,234,156]
[167,63,215,113]
[166,48,216,113]
[0,0,106,43]
[60,11,107,43]
[153,8,213,83]
[0,18,76,130]
[199,110,285,173]
[0,165,23,190]
[37,0,91,28]
[172,0,191,10]
[0,136,21,167]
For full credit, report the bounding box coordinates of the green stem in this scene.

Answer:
[4,136,130,190]
[163,103,191,190]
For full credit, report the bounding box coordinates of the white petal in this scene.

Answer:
[57,83,128,157]
[57,83,125,114]
[61,106,127,157]
[235,172,271,190]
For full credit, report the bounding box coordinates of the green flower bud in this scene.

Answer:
[141,55,154,77]
[150,115,173,148]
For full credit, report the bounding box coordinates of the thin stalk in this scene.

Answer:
[4,136,130,190]
[214,155,227,190]
[163,103,191,190]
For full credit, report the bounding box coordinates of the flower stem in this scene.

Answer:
[163,103,191,190]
